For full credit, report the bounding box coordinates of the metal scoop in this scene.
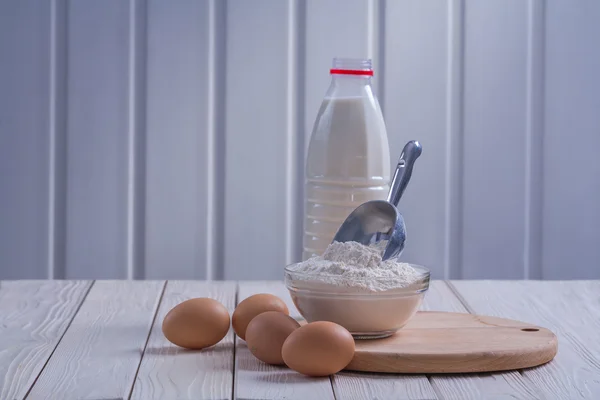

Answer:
[332,140,422,261]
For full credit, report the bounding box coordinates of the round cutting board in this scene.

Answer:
[345,311,558,374]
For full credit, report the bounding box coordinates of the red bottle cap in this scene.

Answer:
[330,69,373,76]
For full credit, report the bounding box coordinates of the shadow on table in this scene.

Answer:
[252,369,328,383]
[144,343,232,356]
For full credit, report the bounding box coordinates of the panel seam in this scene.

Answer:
[443,0,465,279]
[127,280,168,399]
[285,0,299,266]
[126,0,148,280]
[523,0,546,280]
[445,281,546,399]
[206,0,227,280]
[427,375,444,400]
[23,281,95,399]
[367,0,386,111]
[231,283,239,400]
[329,374,339,400]
[48,0,68,279]
[206,0,217,280]
[444,280,475,314]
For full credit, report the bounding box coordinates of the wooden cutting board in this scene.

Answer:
[345,311,558,374]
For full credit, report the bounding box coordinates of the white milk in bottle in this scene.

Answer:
[303,58,390,259]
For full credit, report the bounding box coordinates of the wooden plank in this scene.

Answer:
[223,0,291,280]
[348,312,555,374]
[424,282,540,399]
[542,0,600,279]
[26,281,164,399]
[130,281,236,400]
[451,280,600,399]
[461,0,529,278]
[333,374,435,400]
[334,281,537,399]
[236,281,335,400]
[144,0,211,279]
[0,280,91,399]
[333,282,442,399]
[575,281,600,319]
[421,279,468,312]
[0,1,53,279]
[334,372,435,400]
[65,0,134,278]
[233,283,434,399]
[383,0,458,279]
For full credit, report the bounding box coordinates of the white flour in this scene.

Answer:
[288,241,420,292]
[287,241,425,336]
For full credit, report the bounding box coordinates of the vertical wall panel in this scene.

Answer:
[144,0,209,279]
[542,0,600,279]
[224,0,291,279]
[302,0,371,266]
[0,2,52,279]
[284,0,305,265]
[461,0,529,279]
[65,1,132,278]
[2,1,600,280]
[304,0,371,151]
[383,0,457,279]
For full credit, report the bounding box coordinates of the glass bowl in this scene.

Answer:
[284,263,430,339]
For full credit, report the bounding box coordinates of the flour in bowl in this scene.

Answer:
[287,241,420,292]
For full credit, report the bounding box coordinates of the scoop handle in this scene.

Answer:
[386,140,422,207]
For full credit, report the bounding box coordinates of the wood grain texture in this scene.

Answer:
[236,281,335,400]
[144,0,210,279]
[424,281,540,400]
[130,281,236,400]
[421,279,466,312]
[542,0,600,279]
[26,281,164,399]
[0,280,91,400]
[431,372,541,400]
[333,281,541,400]
[332,282,448,400]
[451,280,600,399]
[347,311,556,373]
[0,1,53,279]
[332,372,436,400]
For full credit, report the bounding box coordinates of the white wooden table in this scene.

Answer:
[0,280,599,400]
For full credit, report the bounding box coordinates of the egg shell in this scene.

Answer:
[282,321,355,376]
[232,294,289,340]
[162,298,230,349]
[245,311,301,365]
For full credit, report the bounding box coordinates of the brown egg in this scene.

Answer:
[282,321,355,376]
[245,311,301,365]
[162,298,230,349]
[232,294,289,339]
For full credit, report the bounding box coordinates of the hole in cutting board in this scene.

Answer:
[521,328,539,332]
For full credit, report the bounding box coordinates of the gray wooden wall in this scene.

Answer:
[1,0,599,280]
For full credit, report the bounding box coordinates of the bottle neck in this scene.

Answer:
[327,74,374,100]
[329,58,374,91]
[331,74,373,87]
